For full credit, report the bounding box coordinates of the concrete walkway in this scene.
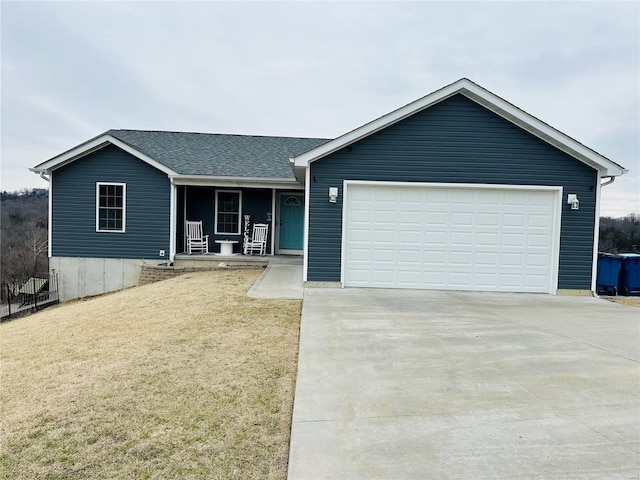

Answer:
[288,289,640,479]
[247,264,303,299]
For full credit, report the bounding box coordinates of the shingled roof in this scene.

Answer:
[107,129,330,179]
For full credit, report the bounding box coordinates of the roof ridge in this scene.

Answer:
[108,129,330,141]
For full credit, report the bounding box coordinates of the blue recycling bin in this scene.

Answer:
[596,253,622,296]
[618,253,640,296]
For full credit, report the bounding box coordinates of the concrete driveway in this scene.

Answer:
[288,289,640,479]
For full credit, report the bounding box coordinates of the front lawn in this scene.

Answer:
[0,269,301,479]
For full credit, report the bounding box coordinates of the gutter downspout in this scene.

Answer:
[591,175,617,296]
[302,162,311,282]
[47,174,53,258]
[30,169,53,258]
[601,176,615,187]
[28,167,50,183]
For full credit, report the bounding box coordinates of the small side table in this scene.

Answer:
[215,240,239,256]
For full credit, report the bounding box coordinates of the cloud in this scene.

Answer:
[601,174,640,217]
[1,0,638,216]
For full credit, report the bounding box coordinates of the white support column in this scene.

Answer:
[271,188,276,255]
[183,186,188,252]
[169,179,177,261]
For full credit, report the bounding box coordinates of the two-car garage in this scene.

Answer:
[342,182,561,294]
[297,80,626,295]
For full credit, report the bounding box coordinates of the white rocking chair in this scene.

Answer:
[186,220,209,254]
[243,223,269,255]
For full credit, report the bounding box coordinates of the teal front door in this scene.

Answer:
[279,194,304,251]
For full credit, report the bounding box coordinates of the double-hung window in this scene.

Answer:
[96,182,126,232]
[215,190,241,235]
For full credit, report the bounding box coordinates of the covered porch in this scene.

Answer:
[172,183,305,258]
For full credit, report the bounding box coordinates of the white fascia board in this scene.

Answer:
[461,88,627,177]
[31,135,177,176]
[293,78,627,177]
[289,158,306,184]
[170,175,304,190]
[293,80,466,168]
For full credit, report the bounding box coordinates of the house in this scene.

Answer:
[32,78,627,300]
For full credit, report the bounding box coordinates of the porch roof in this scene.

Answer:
[108,130,329,179]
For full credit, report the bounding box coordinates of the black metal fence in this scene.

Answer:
[1,273,59,320]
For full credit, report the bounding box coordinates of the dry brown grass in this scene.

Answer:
[602,295,640,307]
[0,269,301,479]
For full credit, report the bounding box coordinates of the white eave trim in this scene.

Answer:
[293,78,627,177]
[170,175,304,189]
[30,134,177,176]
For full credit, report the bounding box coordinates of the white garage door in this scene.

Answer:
[343,182,560,293]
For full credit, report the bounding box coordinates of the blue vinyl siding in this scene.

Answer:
[183,187,273,254]
[308,94,598,289]
[242,189,272,225]
[51,144,170,258]
[186,187,215,241]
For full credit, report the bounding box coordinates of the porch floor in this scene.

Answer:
[173,253,302,268]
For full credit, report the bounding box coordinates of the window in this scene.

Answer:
[96,182,126,232]
[215,190,241,234]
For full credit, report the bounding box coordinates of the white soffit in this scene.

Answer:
[170,175,303,189]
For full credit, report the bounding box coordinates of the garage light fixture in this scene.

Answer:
[567,194,579,210]
[328,187,338,203]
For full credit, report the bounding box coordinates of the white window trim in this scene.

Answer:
[96,182,126,233]
[214,189,242,235]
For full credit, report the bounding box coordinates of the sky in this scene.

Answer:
[1,1,638,217]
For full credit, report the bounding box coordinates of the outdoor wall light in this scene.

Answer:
[328,187,338,203]
[567,193,579,210]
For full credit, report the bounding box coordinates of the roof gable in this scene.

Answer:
[32,130,330,181]
[31,133,178,176]
[292,78,626,177]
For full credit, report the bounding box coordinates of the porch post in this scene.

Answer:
[169,179,176,261]
[271,188,276,255]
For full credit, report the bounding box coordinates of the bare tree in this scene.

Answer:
[1,189,49,284]
[599,214,640,253]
